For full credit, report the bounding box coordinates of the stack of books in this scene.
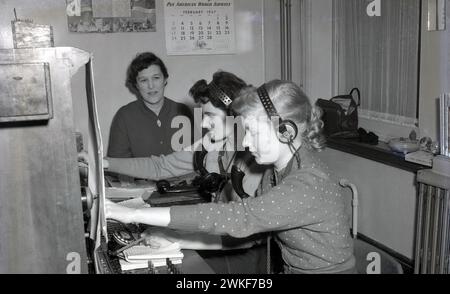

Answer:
[119,243,183,271]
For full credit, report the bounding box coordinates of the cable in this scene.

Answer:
[287,141,301,168]
[267,235,272,274]
[224,151,238,175]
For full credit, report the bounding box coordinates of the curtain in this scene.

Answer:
[333,0,421,126]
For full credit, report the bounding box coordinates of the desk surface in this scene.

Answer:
[182,250,215,274]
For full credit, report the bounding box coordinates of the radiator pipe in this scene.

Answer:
[280,0,292,81]
[422,185,434,274]
[440,190,450,273]
[286,0,292,81]
[430,188,443,273]
[339,179,358,239]
[414,183,426,274]
[280,0,286,79]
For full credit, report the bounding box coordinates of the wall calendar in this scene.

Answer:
[164,0,235,55]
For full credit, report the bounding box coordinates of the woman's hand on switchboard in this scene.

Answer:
[78,151,89,165]
[141,227,180,246]
[105,198,135,224]
[141,228,179,249]
[77,151,109,169]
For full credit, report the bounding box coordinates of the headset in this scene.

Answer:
[228,86,300,200]
[256,84,298,144]
[209,81,233,107]
[257,84,302,166]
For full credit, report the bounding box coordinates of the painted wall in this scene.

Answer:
[0,0,279,149]
[316,149,418,259]
[309,0,333,101]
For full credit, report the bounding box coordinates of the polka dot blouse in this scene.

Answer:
[170,147,356,273]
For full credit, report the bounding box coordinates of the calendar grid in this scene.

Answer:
[164,0,235,56]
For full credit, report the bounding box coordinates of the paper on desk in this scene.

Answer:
[119,259,150,271]
[123,243,183,261]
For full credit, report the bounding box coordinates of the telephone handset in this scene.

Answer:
[156,180,198,194]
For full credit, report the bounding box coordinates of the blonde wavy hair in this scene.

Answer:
[232,80,326,151]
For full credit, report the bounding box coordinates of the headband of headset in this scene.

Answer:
[209,82,233,107]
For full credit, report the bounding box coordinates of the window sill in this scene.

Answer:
[326,137,429,173]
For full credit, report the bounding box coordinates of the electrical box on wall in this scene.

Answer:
[0,62,53,122]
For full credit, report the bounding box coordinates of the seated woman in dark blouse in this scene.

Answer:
[108,52,193,158]
[106,80,356,274]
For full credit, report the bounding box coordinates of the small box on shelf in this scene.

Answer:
[405,151,434,167]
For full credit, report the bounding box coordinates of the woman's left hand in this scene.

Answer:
[105,199,135,224]
[141,228,179,248]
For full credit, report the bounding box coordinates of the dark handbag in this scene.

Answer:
[316,88,361,138]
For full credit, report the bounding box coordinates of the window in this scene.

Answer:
[333,0,421,127]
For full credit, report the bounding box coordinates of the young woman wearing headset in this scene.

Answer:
[106,80,356,274]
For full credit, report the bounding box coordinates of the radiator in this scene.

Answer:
[415,167,450,274]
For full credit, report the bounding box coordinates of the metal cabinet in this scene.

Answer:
[0,47,90,274]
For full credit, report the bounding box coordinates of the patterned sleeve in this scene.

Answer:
[170,169,341,238]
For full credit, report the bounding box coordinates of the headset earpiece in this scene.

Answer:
[278,119,298,144]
